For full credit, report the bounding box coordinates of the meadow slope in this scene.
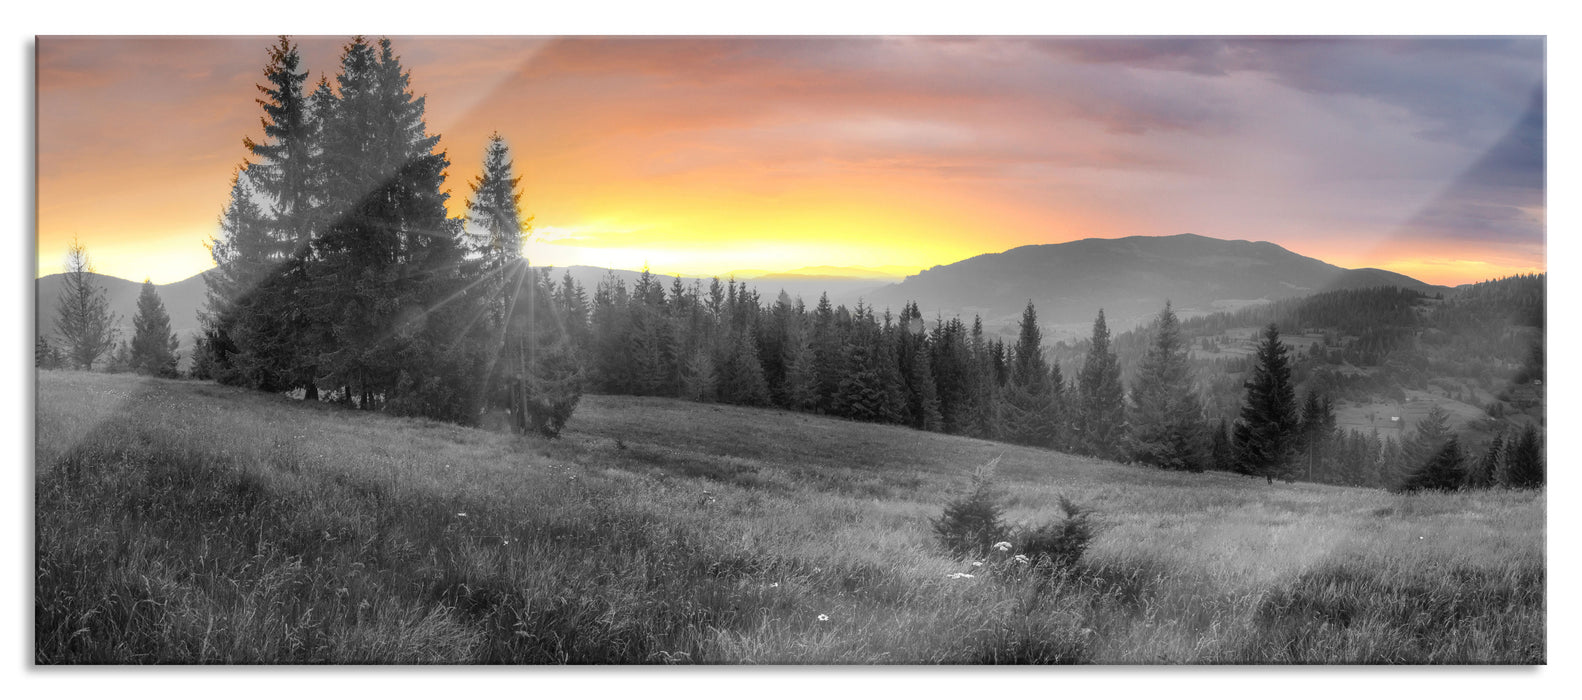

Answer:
[34,371,1545,664]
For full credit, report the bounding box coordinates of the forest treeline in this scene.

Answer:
[38,35,1544,492]
[568,270,1544,491]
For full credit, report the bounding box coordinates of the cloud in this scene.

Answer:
[35,36,1546,285]
[1396,86,1545,247]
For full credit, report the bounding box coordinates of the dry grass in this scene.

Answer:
[34,370,1544,664]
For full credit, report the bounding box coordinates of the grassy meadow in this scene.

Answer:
[34,370,1545,664]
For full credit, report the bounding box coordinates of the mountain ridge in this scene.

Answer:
[868,233,1451,335]
[35,234,1456,352]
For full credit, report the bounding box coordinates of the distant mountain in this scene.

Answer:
[867,234,1450,339]
[36,270,211,360]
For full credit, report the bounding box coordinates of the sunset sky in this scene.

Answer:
[36,35,1545,286]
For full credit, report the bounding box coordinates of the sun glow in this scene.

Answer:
[35,36,1544,287]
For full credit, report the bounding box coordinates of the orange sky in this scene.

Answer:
[35,36,1545,286]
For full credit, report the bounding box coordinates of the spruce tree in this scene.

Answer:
[504,272,584,437]
[1465,432,1503,489]
[873,320,909,423]
[1397,436,1467,492]
[1128,302,1205,471]
[53,240,119,371]
[719,327,771,406]
[833,339,889,422]
[129,280,180,377]
[811,293,843,412]
[558,270,590,345]
[680,344,719,402]
[245,36,316,251]
[782,323,818,411]
[1232,324,1300,484]
[967,316,1001,439]
[999,301,1061,447]
[591,275,637,393]
[213,36,322,397]
[1076,309,1126,459]
[202,171,273,385]
[911,344,944,431]
[308,36,480,419]
[1504,423,1544,488]
[1297,389,1336,481]
[466,132,530,326]
[464,134,582,432]
[930,317,972,434]
[1399,404,1454,486]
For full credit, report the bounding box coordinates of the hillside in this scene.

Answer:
[36,370,1543,663]
[1131,278,1539,433]
[869,234,1448,337]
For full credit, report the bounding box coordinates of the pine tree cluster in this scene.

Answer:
[197,36,582,433]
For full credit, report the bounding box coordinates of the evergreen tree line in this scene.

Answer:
[566,273,1548,491]
[189,36,581,434]
[576,280,1214,470]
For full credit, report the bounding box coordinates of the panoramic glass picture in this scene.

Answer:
[34,36,1544,664]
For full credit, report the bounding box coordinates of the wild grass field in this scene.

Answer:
[34,370,1545,664]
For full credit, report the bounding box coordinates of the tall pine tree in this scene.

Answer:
[1397,436,1467,492]
[465,132,530,327]
[129,280,180,377]
[219,36,322,396]
[1504,423,1544,488]
[1127,302,1205,471]
[307,37,480,419]
[999,301,1062,447]
[53,240,119,371]
[1465,432,1503,489]
[1232,324,1300,484]
[1076,309,1126,459]
[465,133,581,434]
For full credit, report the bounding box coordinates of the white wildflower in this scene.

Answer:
[993,541,1012,552]
[971,561,983,568]
[817,614,829,622]
[456,512,467,517]
[769,582,780,588]
[1013,554,1031,564]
